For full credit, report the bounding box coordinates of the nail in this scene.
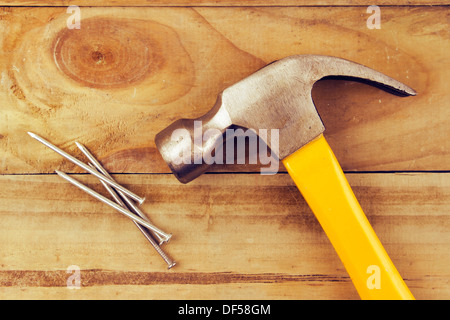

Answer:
[96,175,176,268]
[85,159,171,245]
[56,170,176,269]
[55,170,152,230]
[28,132,145,205]
[75,141,172,244]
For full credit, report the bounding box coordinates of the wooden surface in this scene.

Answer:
[0,3,448,300]
[0,6,449,174]
[1,173,449,299]
[0,1,447,6]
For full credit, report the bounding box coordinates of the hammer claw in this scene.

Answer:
[295,55,417,97]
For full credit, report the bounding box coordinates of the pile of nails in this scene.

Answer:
[28,132,176,269]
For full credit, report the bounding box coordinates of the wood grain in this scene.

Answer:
[0,6,448,174]
[0,1,447,6]
[0,173,448,299]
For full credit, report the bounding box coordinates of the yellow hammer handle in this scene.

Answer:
[282,134,414,300]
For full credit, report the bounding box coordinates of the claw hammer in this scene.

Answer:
[155,55,416,300]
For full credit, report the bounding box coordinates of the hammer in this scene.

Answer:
[155,55,416,300]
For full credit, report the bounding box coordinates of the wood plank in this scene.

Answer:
[0,173,448,299]
[0,6,448,174]
[0,1,447,7]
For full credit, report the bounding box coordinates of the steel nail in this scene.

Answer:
[95,173,176,268]
[87,161,171,245]
[28,132,145,205]
[55,170,152,230]
[56,170,176,269]
[76,142,171,244]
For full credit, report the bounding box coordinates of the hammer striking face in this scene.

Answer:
[156,55,416,300]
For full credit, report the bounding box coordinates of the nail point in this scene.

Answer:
[75,141,85,149]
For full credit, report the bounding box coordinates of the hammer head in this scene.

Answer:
[156,55,415,183]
